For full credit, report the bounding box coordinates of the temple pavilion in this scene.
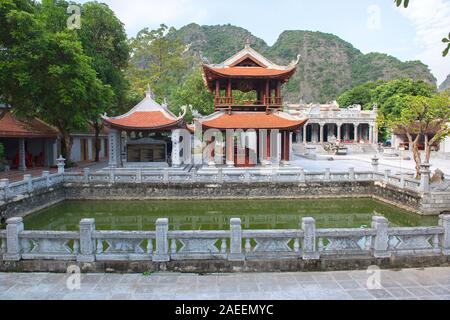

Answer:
[102,88,190,168]
[197,42,307,167]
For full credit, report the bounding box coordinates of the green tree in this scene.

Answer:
[388,93,450,176]
[169,69,214,123]
[127,24,190,102]
[78,1,129,161]
[337,81,384,109]
[0,0,113,162]
[0,143,5,169]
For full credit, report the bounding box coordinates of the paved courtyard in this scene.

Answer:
[0,267,449,300]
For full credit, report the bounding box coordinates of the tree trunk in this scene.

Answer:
[424,134,432,164]
[405,130,422,178]
[60,132,73,164]
[93,121,101,162]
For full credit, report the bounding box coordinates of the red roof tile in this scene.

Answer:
[0,111,59,138]
[201,112,306,130]
[103,111,183,130]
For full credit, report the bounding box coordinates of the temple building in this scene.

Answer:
[287,103,378,148]
[196,42,307,167]
[102,88,190,168]
[0,108,59,170]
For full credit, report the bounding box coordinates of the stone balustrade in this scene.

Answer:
[0,164,434,203]
[2,215,449,263]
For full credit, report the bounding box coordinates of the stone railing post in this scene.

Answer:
[153,218,169,262]
[371,156,379,173]
[439,214,450,255]
[3,217,24,261]
[191,169,197,183]
[136,168,142,184]
[109,167,115,184]
[299,168,306,183]
[419,163,431,193]
[218,168,223,184]
[163,168,169,184]
[229,218,244,261]
[301,217,319,260]
[399,172,406,189]
[349,167,355,181]
[42,171,50,188]
[384,169,391,183]
[0,178,10,201]
[56,155,66,174]
[83,168,90,184]
[325,168,331,181]
[24,174,33,193]
[372,216,390,258]
[77,218,96,262]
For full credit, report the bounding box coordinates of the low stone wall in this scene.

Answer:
[0,187,65,221]
[64,181,375,200]
[0,255,448,273]
[1,179,448,219]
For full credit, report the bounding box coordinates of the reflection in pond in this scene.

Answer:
[21,198,438,231]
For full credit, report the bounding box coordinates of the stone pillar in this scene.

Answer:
[77,218,96,262]
[3,217,24,261]
[171,129,182,167]
[349,167,355,181]
[281,132,290,166]
[302,217,319,260]
[372,216,390,258]
[439,214,450,255]
[18,138,26,171]
[325,168,331,181]
[56,155,65,174]
[337,124,342,141]
[354,124,358,143]
[108,128,120,168]
[226,129,235,167]
[371,156,379,173]
[420,163,431,193]
[319,124,324,144]
[153,218,169,262]
[0,178,10,201]
[83,168,90,184]
[42,171,50,188]
[369,125,374,144]
[303,125,307,144]
[229,218,244,261]
[24,174,33,193]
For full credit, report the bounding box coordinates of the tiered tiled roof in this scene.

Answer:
[198,111,306,130]
[0,110,59,138]
[102,87,187,131]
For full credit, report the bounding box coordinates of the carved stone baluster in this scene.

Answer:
[221,239,227,254]
[293,238,300,253]
[73,240,79,254]
[147,239,153,255]
[245,238,251,253]
[318,238,324,252]
[432,234,439,249]
[365,236,372,251]
[97,239,103,254]
[171,239,177,254]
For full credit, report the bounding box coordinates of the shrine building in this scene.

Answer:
[102,88,191,168]
[197,42,307,167]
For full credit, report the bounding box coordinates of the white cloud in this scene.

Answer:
[100,0,209,35]
[397,0,450,84]
[366,4,382,31]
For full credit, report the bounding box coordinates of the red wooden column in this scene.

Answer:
[281,131,290,162]
[227,79,232,104]
[280,131,285,161]
[215,80,220,110]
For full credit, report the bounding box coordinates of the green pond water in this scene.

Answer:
[19,198,438,231]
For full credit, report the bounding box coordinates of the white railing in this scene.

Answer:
[0,162,437,203]
[2,215,449,262]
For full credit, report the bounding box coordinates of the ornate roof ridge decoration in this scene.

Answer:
[102,86,188,130]
[205,43,300,71]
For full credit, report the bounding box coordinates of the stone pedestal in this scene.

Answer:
[372,216,390,258]
[153,218,169,262]
[229,218,244,261]
[420,163,431,193]
[302,217,319,260]
[3,217,24,261]
[77,219,96,263]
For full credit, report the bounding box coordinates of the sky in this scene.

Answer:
[76,0,450,84]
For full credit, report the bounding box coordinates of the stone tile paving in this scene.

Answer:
[0,267,449,300]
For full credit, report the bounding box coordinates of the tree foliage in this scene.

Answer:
[388,93,450,176]
[127,24,190,102]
